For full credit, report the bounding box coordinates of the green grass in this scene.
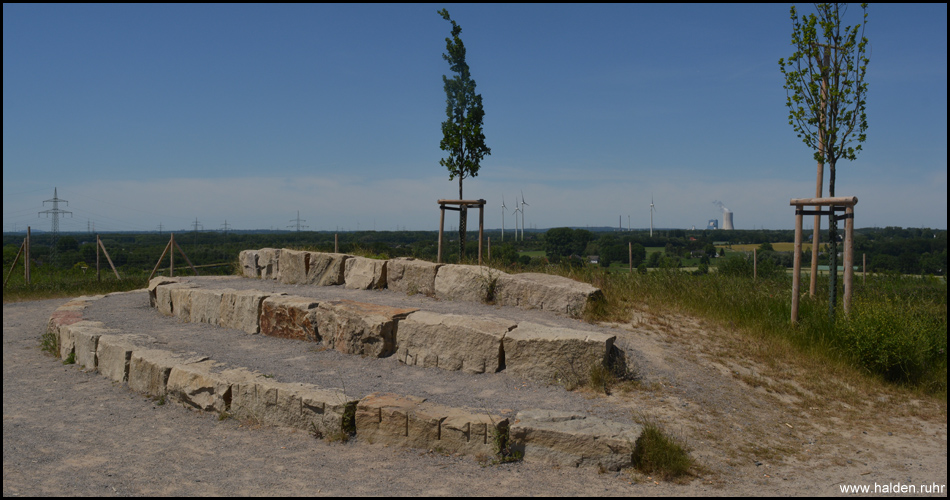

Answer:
[631,415,694,481]
[3,270,150,302]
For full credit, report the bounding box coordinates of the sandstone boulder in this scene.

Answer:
[314,300,417,357]
[147,276,181,307]
[239,250,259,278]
[386,258,441,296]
[257,248,281,280]
[509,409,641,471]
[96,334,153,384]
[503,322,615,383]
[230,378,355,438]
[259,295,319,342]
[344,256,387,290]
[190,288,228,326]
[276,249,309,285]
[434,264,506,303]
[219,289,271,334]
[306,252,351,286]
[495,272,603,318]
[166,361,257,413]
[395,311,515,374]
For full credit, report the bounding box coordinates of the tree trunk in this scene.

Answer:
[828,163,838,319]
[458,177,466,261]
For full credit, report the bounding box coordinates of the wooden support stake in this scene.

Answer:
[147,239,172,282]
[172,238,200,276]
[843,206,854,315]
[629,242,633,273]
[25,227,30,285]
[792,209,803,324]
[478,203,484,266]
[437,205,445,264]
[487,236,491,262]
[96,233,101,281]
[2,240,25,288]
[98,235,120,279]
[170,234,175,277]
[753,247,757,281]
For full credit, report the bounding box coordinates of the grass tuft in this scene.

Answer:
[631,416,694,481]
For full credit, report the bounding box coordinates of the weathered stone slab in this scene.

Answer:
[239,250,259,278]
[154,282,198,316]
[344,256,387,290]
[395,311,515,374]
[219,289,271,334]
[257,248,281,280]
[387,258,441,296]
[166,361,257,412]
[96,334,153,383]
[190,288,227,326]
[276,249,309,285]
[314,300,417,357]
[306,252,351,286]
[230,378,354,437]
[355,393,506,455]
[503,322,615,383]
[495,272,603,318]
[509,409,641,471]
[169,287,195,322]
[72,322,113,369]
[434,265,507,303]
[128,349,193,398]
[260,295,319,342]
[148,277,181,307]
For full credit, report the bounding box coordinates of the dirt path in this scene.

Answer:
[3,295,946,496]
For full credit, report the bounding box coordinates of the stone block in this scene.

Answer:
[230,378,354,437]
[260,295,319,342]
[503,322,615,383]
[434,264,507,303]
[509,409,641,471]
[219,289,271,334]
[344,256,387,290]
[154,282,198,316]
[72,322,113,369]
[96,334,152,383]
[148,277,181,307]
[495,272,603,318]
[355,393,506,455]
[314,300,417,357]
[169,287,195,322]
[190,288,227,326]
[166,361,256,413]
[306,252,351,286]
[395,311,515,374]
[387,258,441,296]
[239,250,259,278]
[276,249,309,285]
[128,349,192,398]
[257,248,281,280]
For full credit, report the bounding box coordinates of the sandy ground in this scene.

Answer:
[3,288,947,497]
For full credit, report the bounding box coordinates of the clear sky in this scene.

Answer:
[3,4,947,234]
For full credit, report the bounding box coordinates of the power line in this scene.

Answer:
[38,187,71,253]
[288,211,308,232]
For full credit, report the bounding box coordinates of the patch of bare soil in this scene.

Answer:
[3,296,947,496]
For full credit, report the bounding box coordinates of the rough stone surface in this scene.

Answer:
[386,257,441,296]
[239,250,259,278]
[344,256,387,290]
[306,252,351,286]
[395,311,515,374]
[509,409,641,471]
[503,322,616,383]
[128,349,199,398]
[275,249,309,285]
[259,295,319,342]
[434,264,506,303]
[169,287,195,322]
[166,361,257,413]
[257,248,281,280]
[72,322,112,370]
[219,289,271,334]
[148,277,181,307]
[190,288,227,326]
[230,378,354,437]
[154,282,198,317]
[96,334,153,384]
[495,272,603,318]
[314,300,417,357]
[355,393,506,455]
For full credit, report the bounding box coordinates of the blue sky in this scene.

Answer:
[3,4,946,234]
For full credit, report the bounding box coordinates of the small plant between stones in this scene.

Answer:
[631,413,694,482]
[477,267,501,305]
[40,330,59,357]
[63,351,76,365]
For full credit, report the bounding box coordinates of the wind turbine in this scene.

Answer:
[520,190,529,240]
[501,195,507,242]
[512,201,522,242]
[650,194,656,237]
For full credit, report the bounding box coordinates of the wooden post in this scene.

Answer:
[147,238,172,282]
[629,242,633,273]
[487,237,491,262]
[2,240,25,288]
[437,204,445,264]
[170,234,175,277]
[98,235,121,279]
[96,234,101,282]
[172,238,200,276]
[792,209,803,324]
[25,227,30,284]
[478,203,484,266]
[843,206,854,315]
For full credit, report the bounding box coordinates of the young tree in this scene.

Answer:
[438,9,491,259]
[779,3,869,318]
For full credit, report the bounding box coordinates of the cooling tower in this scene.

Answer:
[722,210,734,230]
